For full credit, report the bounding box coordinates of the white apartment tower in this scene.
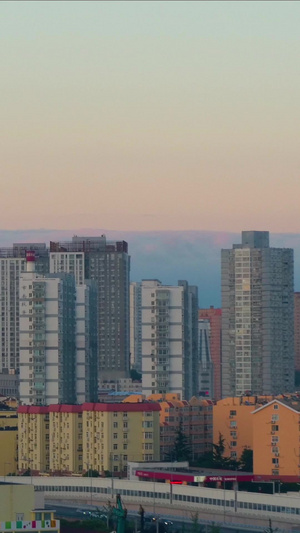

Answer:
[19,252,98,405]
[221,231,294,397]
[0,243,48,376]
[141,279,198,399]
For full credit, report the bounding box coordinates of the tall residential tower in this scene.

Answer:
[221,231,294,397]
[141,279,198,399]
[50,236,130,379]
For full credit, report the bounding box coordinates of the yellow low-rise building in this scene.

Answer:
[0,408,18,475]
[18,402,160,475]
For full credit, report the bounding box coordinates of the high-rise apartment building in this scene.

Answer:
[0,243,48,375]
[198,318,214,398]
[199,307,222,400]
[221,231,294,397]
[19,252,98,405]
[50,236,130,379]
[130,282,142,373]
[294,293,300,373]
[141,279,198,399]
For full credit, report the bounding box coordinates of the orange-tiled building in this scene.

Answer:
[146,393,213,460]
[213,396,277,461]
[253,397,300,478]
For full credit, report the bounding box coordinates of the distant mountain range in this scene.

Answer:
[1,228,300,308]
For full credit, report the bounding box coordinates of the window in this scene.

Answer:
[113,433,118,439]
[113,444,118,450]
[230,421,237,428]
[113,422,118,428]
[273,404,279,410]
[230,410,236,416]
[272,425,279,432]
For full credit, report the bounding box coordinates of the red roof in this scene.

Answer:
[83,402,161,413]
[18,402,161,414]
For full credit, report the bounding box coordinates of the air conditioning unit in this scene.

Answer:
[275,453,280,457]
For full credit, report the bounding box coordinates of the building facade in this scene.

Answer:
[141,280,198,399]
[0,244,48,376]
[130,282,142,373]
[199,307,222,400]
[221,231,294,397]
[253,397,300,477]
[50,236,130,379]
[198,318,214,398]
[294,293,300,373]
[19,253,98,405]
[18,402,160,475]
[147,393,213,461]
[19,269,77,405]
[0,407,18,475]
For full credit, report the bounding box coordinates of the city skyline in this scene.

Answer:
[1,2,300,232]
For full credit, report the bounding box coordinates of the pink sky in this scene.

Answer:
[1,2,300,233]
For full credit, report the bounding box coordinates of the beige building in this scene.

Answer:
[0,408,18,475]
[18,402,160,475]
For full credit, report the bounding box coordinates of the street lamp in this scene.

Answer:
[4,462,11,481]
[84,462,93,506]
[22,456,33,485]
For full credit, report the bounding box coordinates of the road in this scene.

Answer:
[46,503,268,533]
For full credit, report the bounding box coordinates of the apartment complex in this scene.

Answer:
[0,243,48,375]
[213,396,263,461]
[253,396,300,478]
[198,318,214,398]
[221,231,294,397]
[199,307,222,400]
[18,402,160,475]
[140,280,198,399]
[147,393,213,461]
[19,253,98,405]
[50,236,130,379]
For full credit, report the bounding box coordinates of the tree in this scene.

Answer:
[209,524,220,533]
[130,369,142,381]
[212,433,231,469]
[190,512,205,533]
[264,519,278,533]
[239,447,253,472]
[169,419,191,461]
[83,468,100,477]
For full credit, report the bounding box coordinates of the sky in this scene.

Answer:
[1,1,300,232]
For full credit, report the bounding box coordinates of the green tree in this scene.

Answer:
[264,519,278,533]
[239,447,253,472]
[169,419,191,461]
[130,369,142,381]
[83,468,100,477]
[212,433,231,469]
[209,524,220,533]
[190,512,205,533]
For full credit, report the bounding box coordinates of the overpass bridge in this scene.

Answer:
[1,476,299,532]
